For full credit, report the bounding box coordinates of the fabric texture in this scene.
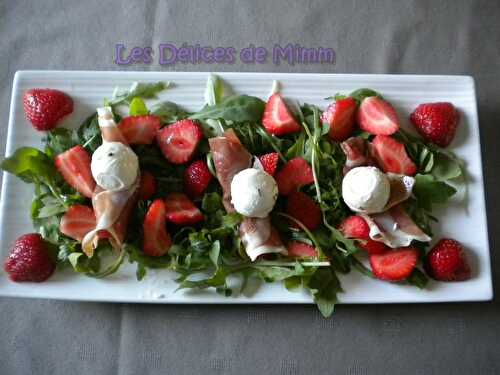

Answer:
[1,0,499,374]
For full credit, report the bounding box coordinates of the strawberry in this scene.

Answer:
[164,193,204,225]
[138,171,157,200]
[321,97,357,141]
[425,239,471,281]
[275,157,314,196]
[22,89,73,131]
[4,233,55,282]
[118,115,161,144]
[183,160,212,197]
[286,241,318,258]
[286,191,321,231]
[357,96,399,135]
[156,119,203,164]
[359,240,389,255]
[262,93,301,136]
[339,215,370,240]
[371,135,417,175]
[370,247,419,281]
[258,152,279,176]
[143,199,172,256]
[54,145,96,198]
[410,102,459,147]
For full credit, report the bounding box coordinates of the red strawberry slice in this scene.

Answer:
[143,199,172,257]
[23,89,73,131]
[321,97,357,141]
[275,157,314,195]
[258,152,279,176]
[371,135,417,175]
[184,160,213,197]
[370,247,419,281]
[425,238,471,281]
[54,145,96,198]
[164,193,204,225]
[339,215,370,239]
[286,241,318,258]
[156,119,203,164]
[410,102,459,147]
[4,233,55,282]
[118,115,161,144]
[286,191,321,231]
[357,96,400,135]
[139,171,157,200]
[59,204,109,242]
[359,240,389,255]
[262,93,301,136]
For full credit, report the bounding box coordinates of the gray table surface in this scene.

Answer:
[1,0,499,374]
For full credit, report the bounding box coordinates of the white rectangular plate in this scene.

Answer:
[0,70,492,304]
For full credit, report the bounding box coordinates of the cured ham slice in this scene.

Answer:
[384,173,415,211]
[360,204,431,248]
[209,129,287,260]
[80,107,138,257]
[340,137,376,174]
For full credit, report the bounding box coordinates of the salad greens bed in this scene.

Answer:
[1,76,464,316]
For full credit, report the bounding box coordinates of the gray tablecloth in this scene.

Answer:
[1,1,499,374]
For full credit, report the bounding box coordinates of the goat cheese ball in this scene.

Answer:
[342,166,390,213]
[230,168,278,218]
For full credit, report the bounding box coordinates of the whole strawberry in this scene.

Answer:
[410,102,459,147]
[425,238,471,281]
[184,160,213,197]
[4,233,55,282]
[23,89,73,131]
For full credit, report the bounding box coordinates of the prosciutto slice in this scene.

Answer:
[360,204,431,248]
[340,137,376,174]
[81,107,138,257]
[209,129,287,260]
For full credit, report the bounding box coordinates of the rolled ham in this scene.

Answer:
[209,129,287,261]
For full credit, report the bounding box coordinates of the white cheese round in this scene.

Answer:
[342,166,390,213]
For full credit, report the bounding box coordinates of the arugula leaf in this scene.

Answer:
[431,153,462,181]
[111,81,169,105]
[413,174,456,211]
[407,268,429,289]
[44,128,79,157]
[151,101,188,124]
[204,74,224,106]
[189,95,265,123]
[349,88,382,103]
[76,113,102,153]
[1,147,59,185]
[306,268,341,317]
[129,97,149,116]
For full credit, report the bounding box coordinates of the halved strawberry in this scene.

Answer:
[321,97,357,141]
[258,152,279,176]
[359,240,389,255]
[286,241,318,258]
[357,96,399,135]
[143,199,172,257]
[118,115,161,144]
[54,145,96,198]
[156,119,203,164]
[339,215,370,240]
[139,171,157,200]
[371,135,417,175]
[286,191,321,231]
[410,102,459,147]
[60,205,102,241]
[262,93,301,136]
[184,160,212,198]
[164,193,204,225]
[369,247,419,281]
[23,89,73,131]
[275,157,314,196]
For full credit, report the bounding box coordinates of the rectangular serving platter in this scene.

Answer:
[0,70,492,304]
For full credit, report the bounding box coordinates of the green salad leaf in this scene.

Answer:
[189,95,265,123]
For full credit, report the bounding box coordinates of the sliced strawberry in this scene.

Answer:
[23,89,73,131]
[321,97,357,141]
[286,241,318,258]
[357,96,400,135]
[339,215,370,239]
[139,171,157,200]
[370,247,419,281]
[262,93,301,136]
[143,199,172,257]
[286,191,321,231]
[184,160,213,197]
[54,145,96,198]
[118,115,161,144]
[359,240,389,255]
[156,119,203,164]
[60,205,103,241]
[275,157,314,196]
[371,135,417,175]
[258,152,279,176]
[164,193,204,225]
